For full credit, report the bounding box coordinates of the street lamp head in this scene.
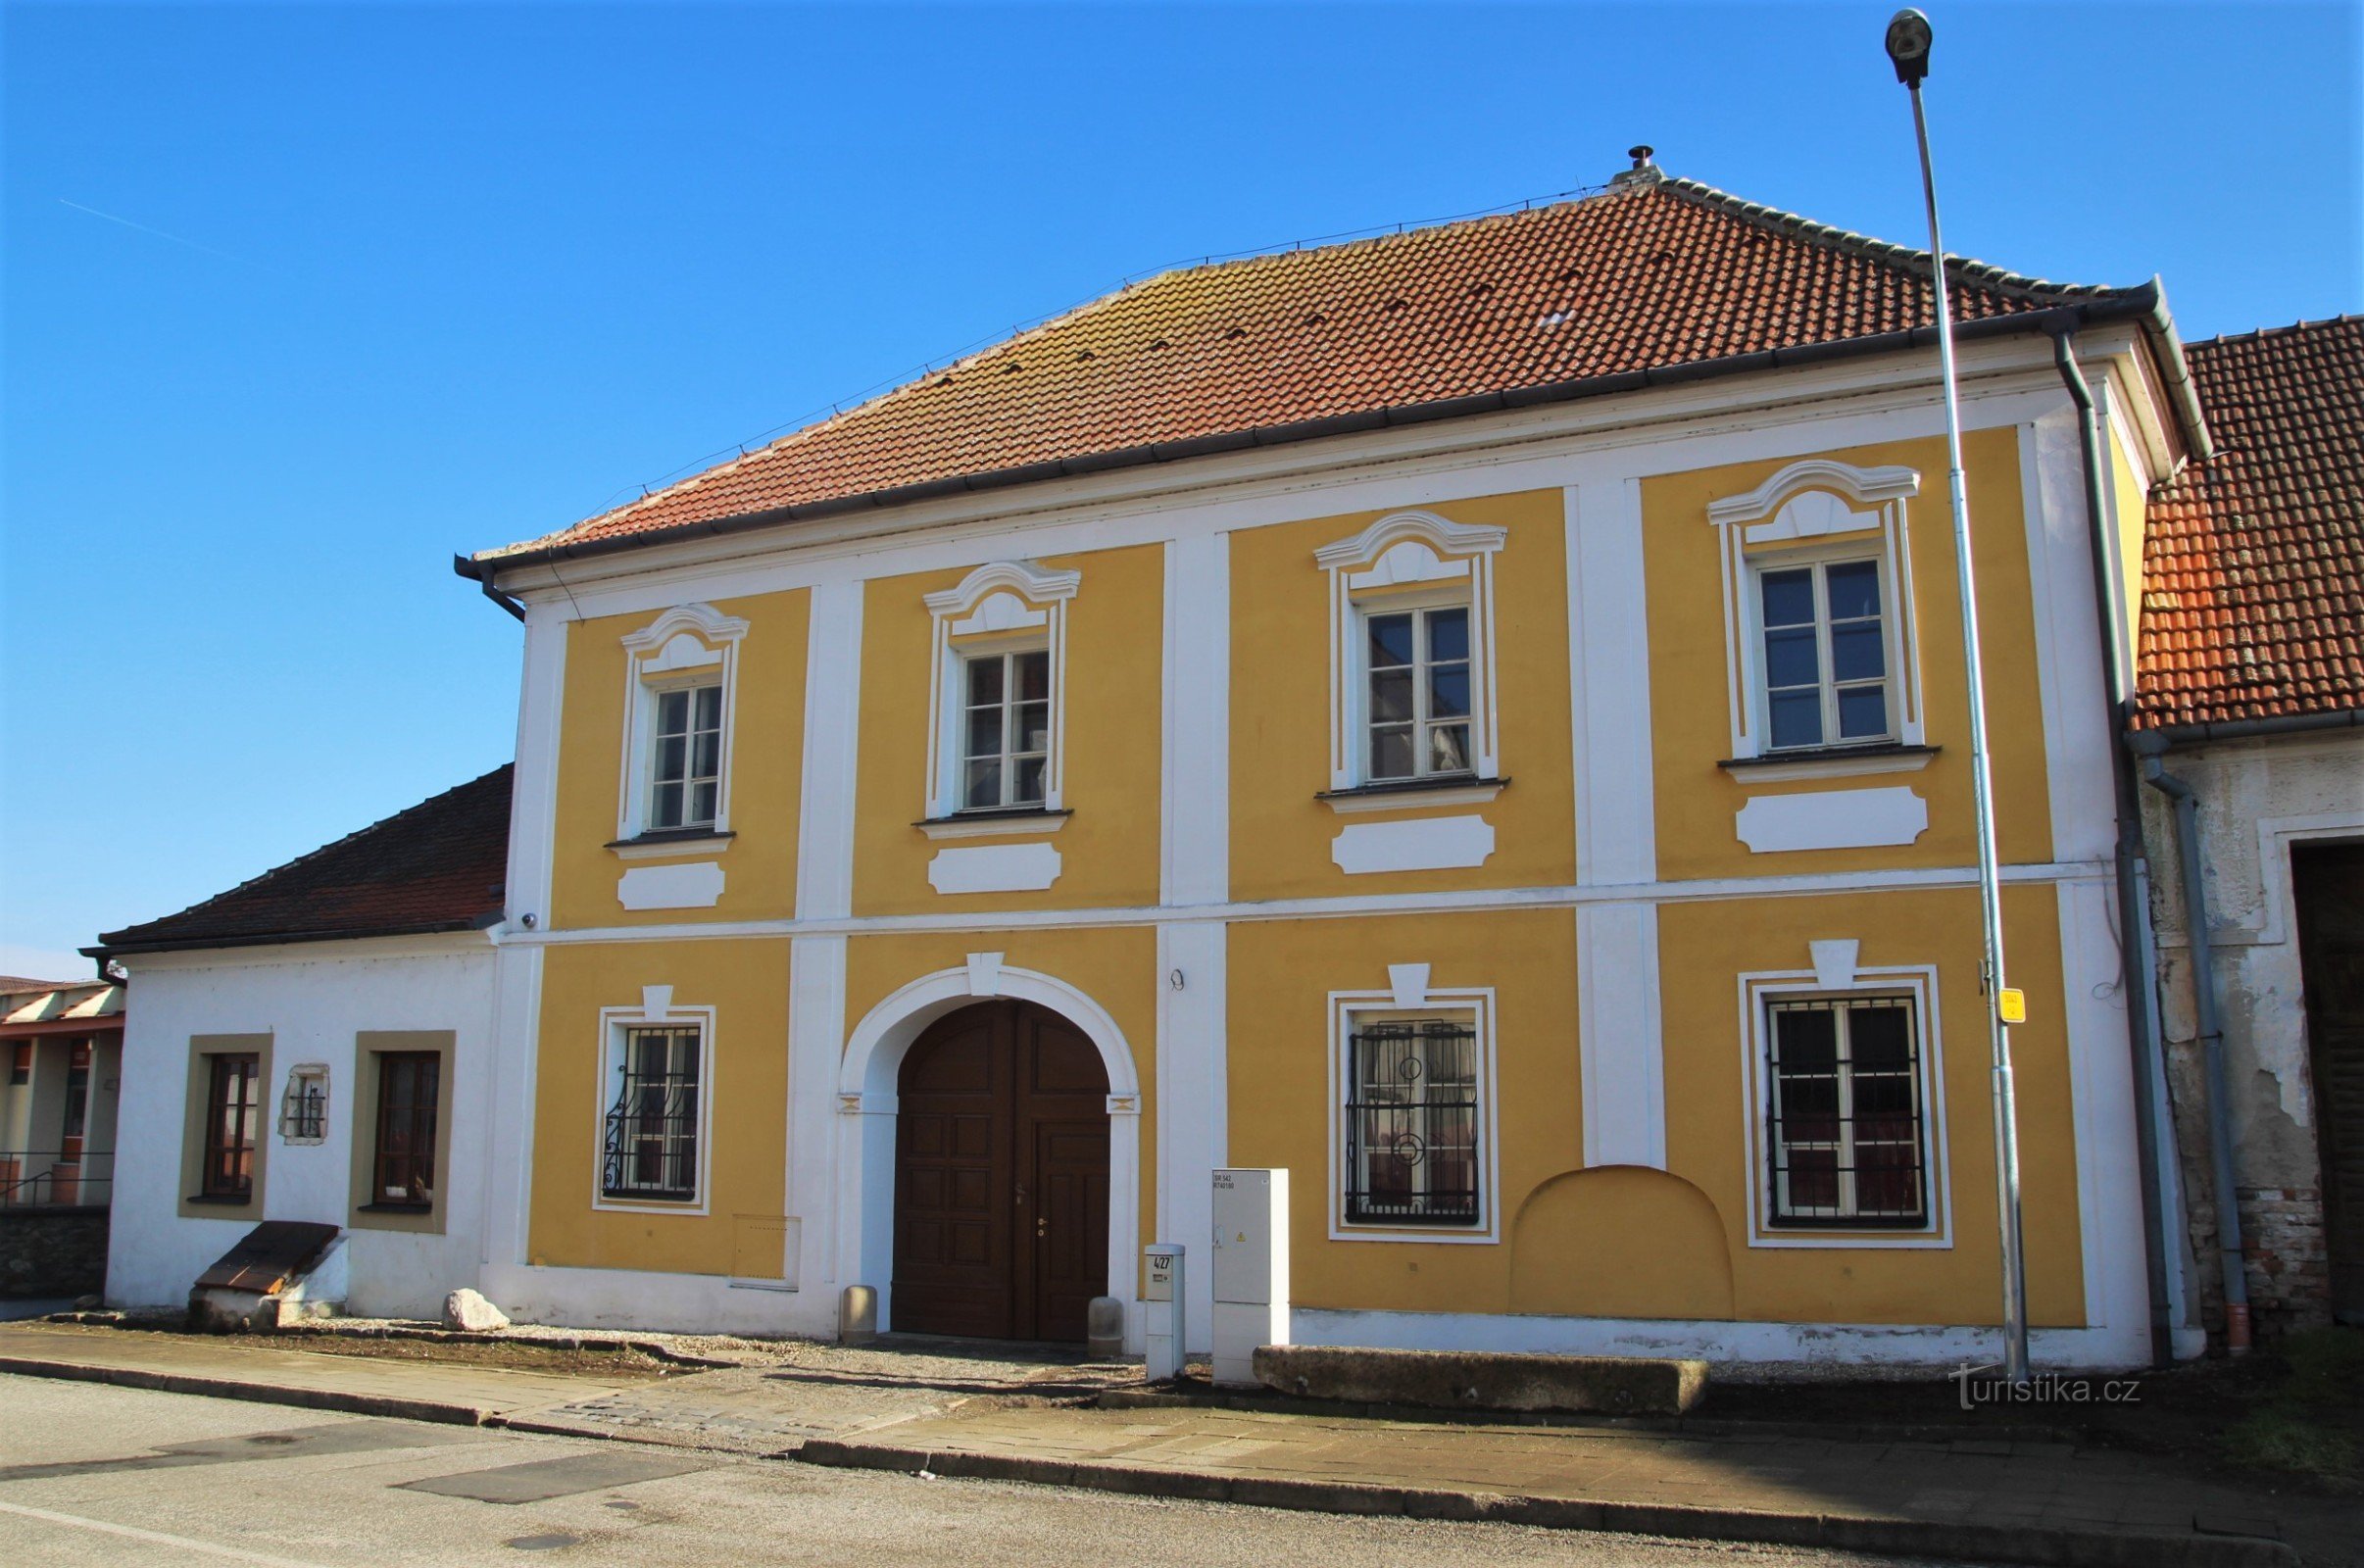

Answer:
[1885,8,1933,86]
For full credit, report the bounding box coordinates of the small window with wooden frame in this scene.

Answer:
[616,603,749,846]
[178,1034,271,1216]
[1705,460,1930,768]
[1314,510,1507,803]
[349,1031,456,1234]
[919,561,1080,829]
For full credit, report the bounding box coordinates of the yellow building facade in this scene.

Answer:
[468,184,2202,1369]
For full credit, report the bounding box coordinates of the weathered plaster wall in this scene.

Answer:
[2141,730,2364,1338]
[106,938,498,1319]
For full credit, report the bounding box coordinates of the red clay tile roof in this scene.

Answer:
[93,766,511,956]
[2134,316,2364,731]
[481,173,2144,565]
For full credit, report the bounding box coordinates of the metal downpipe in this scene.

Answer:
[2137,752,2252,1353]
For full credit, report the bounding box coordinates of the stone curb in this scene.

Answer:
[0,1354,494,1428]
[1094,1385,2086,1448]
[794,1437,2301,1568]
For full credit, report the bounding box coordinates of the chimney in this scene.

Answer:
[1610,144,1663,188]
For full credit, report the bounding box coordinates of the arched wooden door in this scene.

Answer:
[892,1000,1110,1342]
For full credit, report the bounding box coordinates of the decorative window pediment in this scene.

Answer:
[1316,511,1506,792]
[1706,461,1927,760]
[924,562,1081,820]
[617,603,748,842]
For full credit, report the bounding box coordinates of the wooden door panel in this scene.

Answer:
[891,1010,1015,1339]
[893,1000,1112,1343]
[1030,1121,1110,1344]
[2294,842,2364,1324]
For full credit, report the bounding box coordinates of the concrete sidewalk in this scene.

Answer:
[801,1401,2352,1568]
[0,1322,628,1425]
[2,1323,2349,1568]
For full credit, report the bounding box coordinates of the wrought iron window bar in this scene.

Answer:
[1765,995,1927,1227]
[1343,1020,1481,1225]
[602,1027,701,1202]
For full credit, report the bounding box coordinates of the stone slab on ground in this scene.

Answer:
[798,1402,2350,1568]
[1253,1344,1708,1415]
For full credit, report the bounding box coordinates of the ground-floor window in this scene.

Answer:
[1764,994,1926,1227]
[1343,1018,1482,1226]
[370,1053,441,1208]
[602,1024,703,1203]
[202,1053,261,1200]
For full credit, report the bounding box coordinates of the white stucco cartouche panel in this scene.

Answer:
[104,938,499,1318]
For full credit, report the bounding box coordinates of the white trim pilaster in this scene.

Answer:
[796,580,864,921]
[1576,903,1666,1169]
[786,934,848,1295]
[1160,533,1231,906]
[1156,921,1225,1349]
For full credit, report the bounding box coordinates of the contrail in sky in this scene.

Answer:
[58,198,261,268]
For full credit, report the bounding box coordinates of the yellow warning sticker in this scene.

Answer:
[1998,988,2027,1025]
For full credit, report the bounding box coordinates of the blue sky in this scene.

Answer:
[4,2,2358,978]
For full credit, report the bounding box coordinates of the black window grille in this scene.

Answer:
[284,1074,326,1141]
[1344,1020,1481,1225]
[1765,996,1926,1227]
[603,1026,701,1202]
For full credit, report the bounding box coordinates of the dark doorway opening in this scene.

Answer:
[2293,840,2364,1326]
[891,1000,1110,1342]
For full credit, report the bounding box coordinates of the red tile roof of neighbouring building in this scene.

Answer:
[477,171,2176,568]
[92,766,512,956]
[2134,316,2364,732]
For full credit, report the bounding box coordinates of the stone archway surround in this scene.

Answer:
[834,957,1141,1344]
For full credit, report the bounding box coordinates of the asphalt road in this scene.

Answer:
[0,1378,1979,1567]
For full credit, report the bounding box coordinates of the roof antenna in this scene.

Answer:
[1612,144,1663,187]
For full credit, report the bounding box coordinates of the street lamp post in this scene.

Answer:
[1884,7,2032,1384]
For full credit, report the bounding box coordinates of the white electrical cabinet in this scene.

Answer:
[1209,1168,1289,1387]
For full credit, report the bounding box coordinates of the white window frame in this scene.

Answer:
[921,561,1080,821]
[954,644,1055,811]
[591,986,715,1215]
[1356,596,1481,785]
[1325,966,1500,1245]
[1706,461,1925,761]
[1316,511,1505,792]
[1749,550,1899,754]
[1736,951,1949,1249]
[616,604,749,843]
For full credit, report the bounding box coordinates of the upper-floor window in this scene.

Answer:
[1757,558,1892,752]
[1316,511,1506,794]
[616,604,748,842]
[961,648,1052,810]
[1364,605,1473,781]
[1706,461,1927,762]
[922,562,1080,821]
[649,681,723,831]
